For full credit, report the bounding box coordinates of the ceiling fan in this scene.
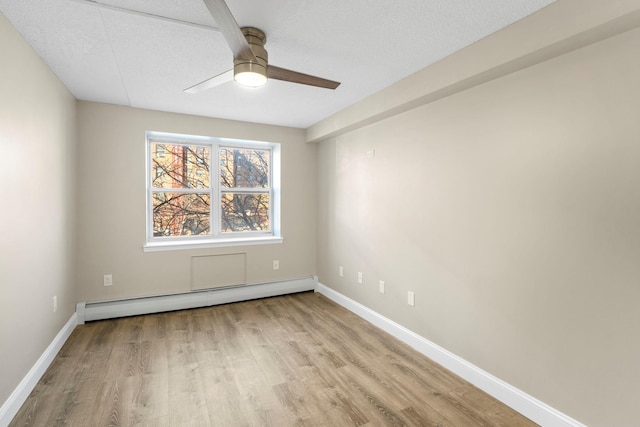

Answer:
[185,0,341,93]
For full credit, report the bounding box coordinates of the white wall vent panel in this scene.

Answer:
[191,253,246,291]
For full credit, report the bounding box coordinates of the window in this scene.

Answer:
[144,131,281,251]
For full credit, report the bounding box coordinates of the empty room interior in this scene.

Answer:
[1,0,639,426]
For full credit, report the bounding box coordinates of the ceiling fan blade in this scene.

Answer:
[184,69,234,93]
[201,0,255,61]
[267,65,340,90]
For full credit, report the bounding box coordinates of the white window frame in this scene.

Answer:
[144,131,282,252]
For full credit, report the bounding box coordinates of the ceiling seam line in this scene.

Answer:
[69,0,220,33]
[97,8,131,107]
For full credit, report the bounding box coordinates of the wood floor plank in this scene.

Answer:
[9,291,538,426]
[242,325,297,386]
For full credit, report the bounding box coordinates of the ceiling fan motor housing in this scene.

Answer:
[234,27,268,82]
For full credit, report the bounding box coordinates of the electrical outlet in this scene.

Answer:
[104,274,113,286]
[408,291,415,307]
[53,296,57,313]
[273,260,280,270]
[357,272,363,284]
[339,266,344,277]
[379,281,385,294]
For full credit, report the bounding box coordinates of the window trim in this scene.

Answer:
[144,131,282,251]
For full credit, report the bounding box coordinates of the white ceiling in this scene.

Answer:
[0,0,555,128]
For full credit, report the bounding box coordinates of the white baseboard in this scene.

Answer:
[77,277,316,323]
[0,313,78,427]
[3,281,580,427]
[315,283,586,427]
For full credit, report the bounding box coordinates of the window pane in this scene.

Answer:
[151,143,209,189]
[220,148,269,188]
[153,192,210,237]
[221,193,270,232]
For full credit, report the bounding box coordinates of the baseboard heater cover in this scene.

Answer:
[76,277,316,324]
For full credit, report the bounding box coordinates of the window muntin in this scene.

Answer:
[146,132,280,248]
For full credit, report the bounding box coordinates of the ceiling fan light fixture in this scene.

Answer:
[234,62,267,88]
[233,27,268,88]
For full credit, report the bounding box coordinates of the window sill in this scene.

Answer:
[143,236,283,252]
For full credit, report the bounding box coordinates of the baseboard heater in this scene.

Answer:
[76,277,316,324]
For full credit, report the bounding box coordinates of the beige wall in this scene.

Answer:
[3,1,639,425]
[317,20,640,427]
[0,12,77,404]
[75,102,316,302]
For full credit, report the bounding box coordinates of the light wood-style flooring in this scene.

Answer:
[10,291,538,426]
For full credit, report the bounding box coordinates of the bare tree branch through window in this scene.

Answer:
[148,138,274,241]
